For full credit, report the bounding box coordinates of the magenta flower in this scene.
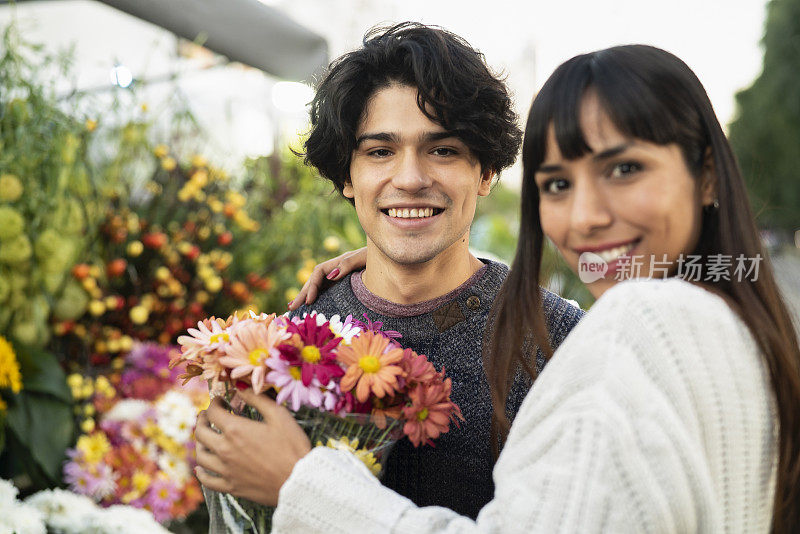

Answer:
[278,313,343,387]
[353,313,402,340]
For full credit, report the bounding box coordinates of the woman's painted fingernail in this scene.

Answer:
[326,268,340,280]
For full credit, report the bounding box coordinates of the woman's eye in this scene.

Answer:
[541,178,569,194]
[368,149,392,158]
[610,161,641,179]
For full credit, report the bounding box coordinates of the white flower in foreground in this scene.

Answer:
[1,503,46,534]
[0,478,19,510]
[102,398,151,421]
[86,505,171,534]
[25,489,97,533]
[155,390,196,443]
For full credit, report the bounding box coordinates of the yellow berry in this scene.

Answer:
[129,305,149,325]
[323,236,340,252]
[161,157,177,171]
[80,418,95,433]
[127,241,144,257]
[285,287,300,302]
[119,336,134,352]
[88,300,106,317]
[67,373,83,389]
[204,277,223,293]
[153,144,169,158]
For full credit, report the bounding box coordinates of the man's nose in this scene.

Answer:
[390,152,433,192]
[570,178,612,235]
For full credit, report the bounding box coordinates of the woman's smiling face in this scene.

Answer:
[535,91,715,299]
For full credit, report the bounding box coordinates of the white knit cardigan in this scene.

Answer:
[273,278,778,533]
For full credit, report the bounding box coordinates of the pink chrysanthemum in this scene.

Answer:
[265,356,327,411]
[147,476,181,522]
[218,315,287,394]
[400,348,437,387]
[278,313,343,387]
[176,316,234,360]
[64,460,116,499]
[402,375,464,447]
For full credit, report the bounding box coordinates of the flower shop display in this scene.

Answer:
[62,343,206,524]
[0,477,172,534]
[172,311,464,532]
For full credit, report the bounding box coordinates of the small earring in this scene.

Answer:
[712,198,719,209]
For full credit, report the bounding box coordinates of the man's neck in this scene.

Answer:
[361,245,485,305]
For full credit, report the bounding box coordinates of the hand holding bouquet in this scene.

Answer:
[172,310,463,532]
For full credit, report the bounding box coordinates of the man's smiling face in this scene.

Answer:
[345,84,493,266]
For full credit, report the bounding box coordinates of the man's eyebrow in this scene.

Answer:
[536,143,633,173]
[355,130,460,147]
[355,132,399,147]
[420,131,460,143]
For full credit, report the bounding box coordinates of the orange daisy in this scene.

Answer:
[337,331,404,403]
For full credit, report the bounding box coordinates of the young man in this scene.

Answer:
[195,22,583,519]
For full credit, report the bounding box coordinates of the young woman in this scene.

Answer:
[199,45,800,532]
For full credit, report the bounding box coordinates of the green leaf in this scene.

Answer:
[14,344,72,403]
[5,392,74,482]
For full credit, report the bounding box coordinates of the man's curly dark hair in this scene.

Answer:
[302,22,523,197]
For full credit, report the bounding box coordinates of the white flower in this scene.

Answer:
[86,505,171,534]
[155,390,196,443]
[328,314,362,345]
[0,478,19,511]
[301,311,328,326]
[2,503,46,534]
[102,399,150,421]
[157,453,191,484]
[25,489,97,533]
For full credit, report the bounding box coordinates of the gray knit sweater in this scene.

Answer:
[292,259,584,519]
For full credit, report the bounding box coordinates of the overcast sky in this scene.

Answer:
[281,0,769,129]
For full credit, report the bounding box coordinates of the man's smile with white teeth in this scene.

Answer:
[385,207,442,219]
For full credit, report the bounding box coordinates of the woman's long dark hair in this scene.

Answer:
[486,45,800,532]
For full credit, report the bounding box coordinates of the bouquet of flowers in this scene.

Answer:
[62,344,206,525]
[172,310,463,533]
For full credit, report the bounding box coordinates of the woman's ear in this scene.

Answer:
[700,147,717,207]
[478,168,495,197]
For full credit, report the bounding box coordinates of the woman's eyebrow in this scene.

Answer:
[592,143,632,161]
[536,143,633,173]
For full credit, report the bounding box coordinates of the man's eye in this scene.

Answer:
[432,147,456,157]
[540,178,569,195]
[368,149,392,158]
[610,161,641,179]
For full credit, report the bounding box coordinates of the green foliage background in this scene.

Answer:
[729,0,800,231]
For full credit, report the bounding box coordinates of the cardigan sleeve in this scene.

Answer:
[272,382,684,533]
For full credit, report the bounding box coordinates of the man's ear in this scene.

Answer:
[477,168,495,197]
[699,147,717,207]
[342,179,354,199]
